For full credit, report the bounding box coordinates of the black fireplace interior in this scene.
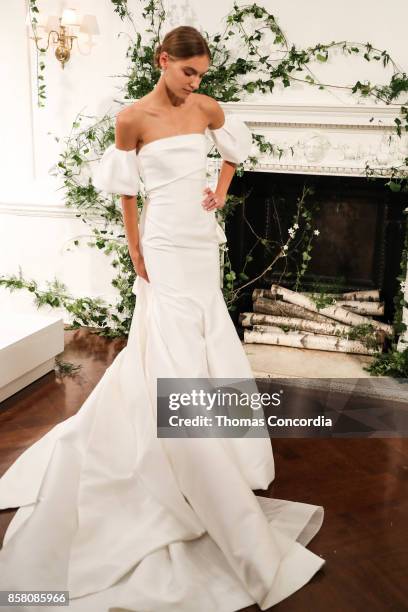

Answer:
[225,171,407,324]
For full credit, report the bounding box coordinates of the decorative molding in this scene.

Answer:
[221,102,402,127]
[221,102,407,178]
[208,160,397,179]
[0,201,98,219]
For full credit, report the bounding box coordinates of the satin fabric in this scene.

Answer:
[0,116,325,611]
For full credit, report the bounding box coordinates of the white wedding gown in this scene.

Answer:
[0,114,325,611]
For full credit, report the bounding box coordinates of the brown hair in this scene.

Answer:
[154,26,211,69]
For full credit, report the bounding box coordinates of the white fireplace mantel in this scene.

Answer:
[221,102,408,178]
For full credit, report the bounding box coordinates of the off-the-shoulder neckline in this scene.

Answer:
[111,117,231,156]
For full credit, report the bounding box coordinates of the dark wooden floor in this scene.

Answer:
[1,328,407,611]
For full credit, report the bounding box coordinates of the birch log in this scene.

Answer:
[251,324,384,347]
[252,288,275,301]
[303,289,380,301]
[244,328,379,355]
[337,301,384,316]
[271,284,393,335]
[254,297,332,323]
[254,288,381,302]
[252,324,305,334]
[239,312,353,335]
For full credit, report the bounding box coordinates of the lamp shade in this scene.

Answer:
[80,14,100,35]
[61,8,79,26]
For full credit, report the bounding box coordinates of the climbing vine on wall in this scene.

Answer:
[27,0,47,107]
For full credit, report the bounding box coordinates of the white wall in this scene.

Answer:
[0,0,407,319]
[0,0,33,189]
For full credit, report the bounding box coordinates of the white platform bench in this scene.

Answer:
[0,312,64,403]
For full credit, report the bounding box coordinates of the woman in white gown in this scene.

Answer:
[0,26,325,612]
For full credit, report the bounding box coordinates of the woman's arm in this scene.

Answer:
[214,161,236,200]
[115,111,149,282]
[201,96,237,211]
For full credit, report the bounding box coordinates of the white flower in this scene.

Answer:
[293,223,299,229]
[283,244,289,251]
[313,229,320,236]
[288,228,295,237]
[401,280,407,293]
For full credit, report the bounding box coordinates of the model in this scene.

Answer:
[0,25,325,612]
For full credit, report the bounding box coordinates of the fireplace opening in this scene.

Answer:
[225,171,407,327]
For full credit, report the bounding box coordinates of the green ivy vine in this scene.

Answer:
[28,0,47,107]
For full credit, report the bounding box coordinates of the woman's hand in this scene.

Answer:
[202,187,226,211]
[131,252,150,283]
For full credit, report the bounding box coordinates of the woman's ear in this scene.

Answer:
[160,51,169,71]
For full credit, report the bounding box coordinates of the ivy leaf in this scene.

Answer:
[387,181,401,192]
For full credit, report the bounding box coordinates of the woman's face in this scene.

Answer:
[159,52,210,99]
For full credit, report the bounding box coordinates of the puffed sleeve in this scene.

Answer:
[93,144,140,196]
[206,114,252,164]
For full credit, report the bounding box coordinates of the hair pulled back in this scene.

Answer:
[154,26,211,69]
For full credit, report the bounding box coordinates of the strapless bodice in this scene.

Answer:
[136,133,226,248]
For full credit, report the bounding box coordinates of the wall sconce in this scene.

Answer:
[26,8,100,69]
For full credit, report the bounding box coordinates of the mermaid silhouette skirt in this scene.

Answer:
[0,123,325,611]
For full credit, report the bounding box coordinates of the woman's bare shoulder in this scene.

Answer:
[116,99,149,124]
[115,99,152,147]
[194,94,225,129]
[114,102,143,149]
